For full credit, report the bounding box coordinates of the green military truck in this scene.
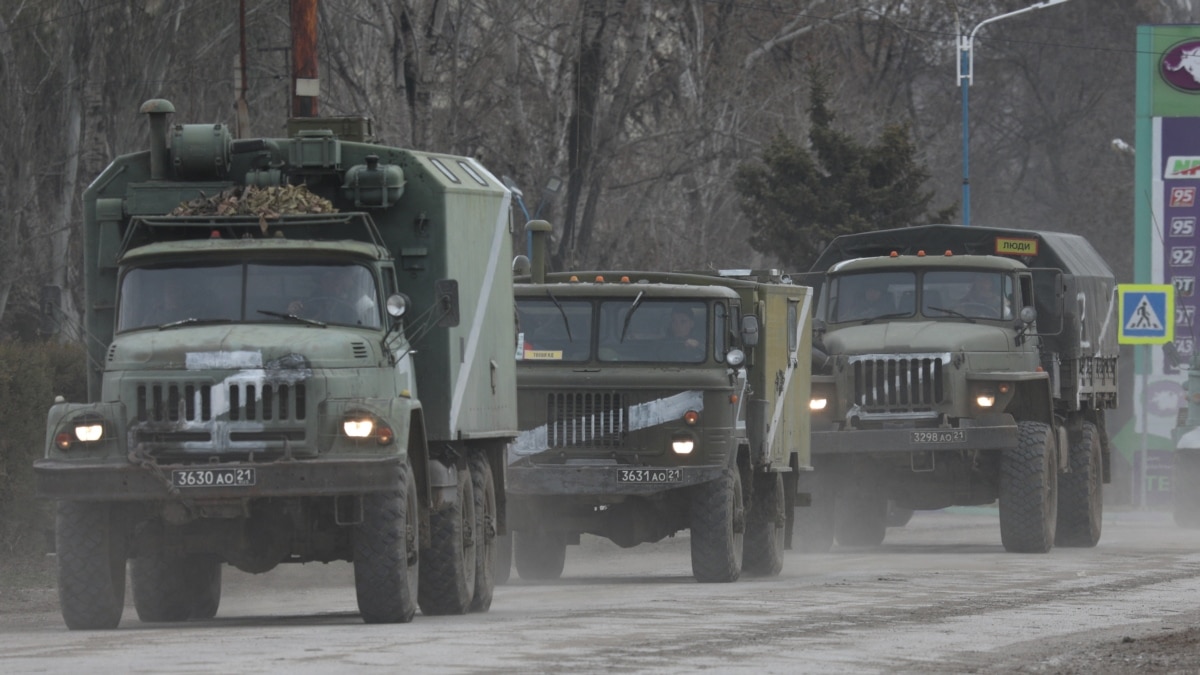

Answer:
[35,100,516,628]
[503,222,812,582]
[797,225,1117,553]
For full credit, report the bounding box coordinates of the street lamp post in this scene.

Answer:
[957,0,1071,226]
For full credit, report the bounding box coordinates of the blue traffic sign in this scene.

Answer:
[1118,284,1174,345]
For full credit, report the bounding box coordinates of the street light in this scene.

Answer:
[957,0,1071,226]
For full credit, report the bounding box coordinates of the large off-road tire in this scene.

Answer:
[999,421,1058,553]
[689,467,745,583]
[353,461,419,624]
[1055,421,1103,547]
[467,455,497,612]
[418,464,477,615]
[742,471,785,576]
[513,530,567,581]
[188,556,223,619]
[494,532,513,585]
[56,501,127,630]
[834,492,887,547]
[793,477,835,554]
[885,502,915,528]
[132,554,222,622]
[1173,451,1200,528]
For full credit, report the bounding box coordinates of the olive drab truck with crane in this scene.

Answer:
[795,224,1118,553]
[34,100,516,629]
[503,221,813,582]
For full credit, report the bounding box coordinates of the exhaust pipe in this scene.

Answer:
[139,99,176,180]
[525,220,553,284]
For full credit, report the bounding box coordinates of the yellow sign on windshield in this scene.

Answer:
[523,349,563,361]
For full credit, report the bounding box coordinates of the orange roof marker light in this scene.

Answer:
[620,276,631,283]
[945,250,953,256]
[595,275,605,283]
[917,250,926,257]
[890,251,899,257]
[568,275,580,282]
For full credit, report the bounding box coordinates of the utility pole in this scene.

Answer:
[290,0,318,118]
[234,0,251,137]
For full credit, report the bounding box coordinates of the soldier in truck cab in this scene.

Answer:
[958,275,1012,319]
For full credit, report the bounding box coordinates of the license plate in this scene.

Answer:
[617,468,682,484]
[171,468,257,488]
[910,430,967,445]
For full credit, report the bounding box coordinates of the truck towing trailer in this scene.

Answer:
[35,100,517,628]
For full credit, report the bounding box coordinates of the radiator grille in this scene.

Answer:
[546,392,625,448]
[852,356,945,412]
[135,381,307,422]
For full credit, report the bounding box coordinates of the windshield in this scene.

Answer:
[515,297,715,364]
[516,298,593,362]
[117,262,381,331]
[829,272,916,322]
[924,270,1014,320]
[827,270,1014,323]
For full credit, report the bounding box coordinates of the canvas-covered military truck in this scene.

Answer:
[502,222,812,583]
[795,224,1117,553]
[35,100,516,629]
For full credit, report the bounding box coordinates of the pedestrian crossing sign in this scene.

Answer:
[1118,284,1173,344]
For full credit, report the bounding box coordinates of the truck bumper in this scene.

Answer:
[34,456,402,502]
[507,462,726,497]
[811,417,1019,456]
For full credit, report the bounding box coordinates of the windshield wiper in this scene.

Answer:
[256,309,327,327]
[618,291,646,343]
[156,318,234,330]
[926,306,976,323]
[861,311,910,325]
[544,290,573,342]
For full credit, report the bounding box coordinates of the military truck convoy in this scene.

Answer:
[503,222,812,582]
[797,225,1118,553]
[35,100,516,628]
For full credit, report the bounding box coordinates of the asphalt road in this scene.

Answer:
[2,507,1199,674]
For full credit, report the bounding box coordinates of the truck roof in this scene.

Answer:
[515,280,740,300]
[120,237,389,264]
[828,254,1028,274]
[811,224,1114,282]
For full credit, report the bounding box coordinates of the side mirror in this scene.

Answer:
[741,315,760,347]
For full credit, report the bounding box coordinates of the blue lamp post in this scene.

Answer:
[957,0,1071,226]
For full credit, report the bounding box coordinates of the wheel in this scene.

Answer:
[353,461,419,623]
[513,530,567,581]
[793,475,835,554]
[132,554,222,622]
[834,491,887,547]
[56,501,127,630]
[999,421,1058,553]
[742,472,785,576]
[188,556,222,619]
[885,502,915,528]
[467,455,497,612]
[1173,451,1200,528]
[689,467,744,583]
[418,463,477,615]
[1055,421,1103,547]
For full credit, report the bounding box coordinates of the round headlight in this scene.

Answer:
[343,418,375,438]
[74,423,104,442]
[672,439,695,455]
[809,398,828,411]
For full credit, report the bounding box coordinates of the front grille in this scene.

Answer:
[135,381,308,422]
[851,355,945,413]
[546,392,625,448]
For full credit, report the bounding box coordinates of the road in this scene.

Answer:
[2,508,1199,674]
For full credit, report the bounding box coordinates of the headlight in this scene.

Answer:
[975,394,996,408]
[74,424,104,442]
[809,398,828,411]
[343,418,375,438]
[672,439,695,455]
